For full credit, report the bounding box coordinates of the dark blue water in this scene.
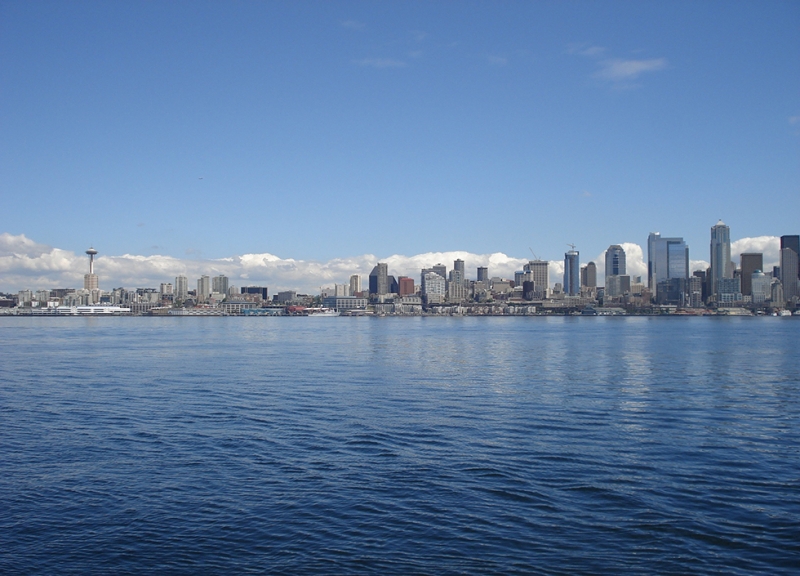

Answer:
[1,316,798,574]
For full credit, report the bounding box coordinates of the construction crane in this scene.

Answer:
[566,243,576,251]
[528,247,540,261]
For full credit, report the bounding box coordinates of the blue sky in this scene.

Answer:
[1,1,798,291]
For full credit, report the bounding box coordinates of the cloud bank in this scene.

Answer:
[0,234,782,294]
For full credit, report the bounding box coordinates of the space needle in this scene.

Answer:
[84,247,99,292]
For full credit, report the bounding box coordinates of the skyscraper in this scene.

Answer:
[398,276,415,296]
[563,250,580,296]
[524,260,549,299]
[780,247,799,300]
[780,235,799,300]
[349,274,362,296]
[175,275,188,301]
[739,253,763,297]
[710,220,733,299]
[454,259,465,278]
[581,262,597,288]
[212,274,229,295]
[369,263,388,295]
[197,275,211,302]
[477,267,488,282]
[605,245,626,279]
[648,233,689,298]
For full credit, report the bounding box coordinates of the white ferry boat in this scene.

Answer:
[305,307,340,317]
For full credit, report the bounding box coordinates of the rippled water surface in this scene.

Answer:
[1,316,799,574]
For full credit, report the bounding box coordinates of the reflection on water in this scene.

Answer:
[0,316,798,575]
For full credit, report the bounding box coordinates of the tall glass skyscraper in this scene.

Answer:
[648,233,689,298]
[563,250,580,296]
[710,220,733,299]
[605,245,626,279]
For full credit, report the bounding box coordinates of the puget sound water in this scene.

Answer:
[1,316,798,574]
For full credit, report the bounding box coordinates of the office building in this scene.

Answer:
[421,271,446,304]
[334,284,350,297]
[241,286,269,300]
[477,267,489,282]
[175,275,189,301]
[197,275,211,302]
[780,235,799,300]
[581,262,597,288]
[369,263,388,295]
[710,220,733,299]
[212,275,229,296]
[780,247,799,300]
[432,264,447,280]
[349,274,362,296]
[606,275,631,299]
[751,271,770,304]
[648,233,689,299]
[739,253,763,297]
[398,276,415,296]
[524,260,549,299]
[564,250,580,296]
[605,245,626,278]
[454,259,465,278]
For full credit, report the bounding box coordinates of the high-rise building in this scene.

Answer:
[432,264,447,280]
[334,284,350,297]
[477,267,488,282]
[581,262,597,288]
[160,283,173,296]
[780,247,799,300]
[780,235,799,299]
[648,233,689,299]
[454,259,465,277]
[212,275,229,295]
[751,271,770,304]
[739,253,763,297]
[84,247,99,291]
[197,275,211,302]
[421,271,446,303]
[524,260,549,299]
[369,263,388,295]
[710,220,733,299]
[349,274,362,296]
[605,245,626,279]
[563,250,580,296]
[241,286,268,300]
[781,235,800,258]
[604,245,627,297]
[398,276,415,296]
[175,275,188,301]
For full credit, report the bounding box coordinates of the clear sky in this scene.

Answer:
[1,1,798,292]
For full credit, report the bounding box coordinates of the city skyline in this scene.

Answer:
[0,230,786,295]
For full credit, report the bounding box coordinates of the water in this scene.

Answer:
[1,316,798,574]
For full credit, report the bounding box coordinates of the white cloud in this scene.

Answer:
[567,44,606,57]
[0,234,554,293]
[354,58,407,69]
[731,236,780,269]
[594,58,667,81]
[3,234,782,295]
